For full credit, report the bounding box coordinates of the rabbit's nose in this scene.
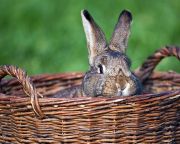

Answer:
[116,83,125,96]
[116,81,131,96]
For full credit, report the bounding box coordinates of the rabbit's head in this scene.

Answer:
[81,10,142,97]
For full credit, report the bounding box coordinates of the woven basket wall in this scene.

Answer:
[0,46,180,144]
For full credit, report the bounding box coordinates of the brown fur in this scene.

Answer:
[53,9,142,98]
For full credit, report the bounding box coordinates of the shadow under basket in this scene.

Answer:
[0,46,180,144]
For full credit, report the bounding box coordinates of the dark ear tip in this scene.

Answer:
[81,9,92,21]
[120,9,132,22]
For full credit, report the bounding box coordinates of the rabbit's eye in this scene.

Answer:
[97,64,105,74]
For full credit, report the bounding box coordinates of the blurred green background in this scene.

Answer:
[0,0,179,75]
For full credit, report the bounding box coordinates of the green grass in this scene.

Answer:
[0,0,179,75]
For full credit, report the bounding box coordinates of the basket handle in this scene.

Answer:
[0,65,44,118]
[135,46,180,82]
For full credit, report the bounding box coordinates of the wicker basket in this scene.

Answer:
[0,46,179,144]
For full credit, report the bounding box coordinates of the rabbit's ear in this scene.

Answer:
[81,10,107,65]
[109,10,132,53]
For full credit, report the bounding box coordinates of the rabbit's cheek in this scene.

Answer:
[83,74,105,96]
[130,74,143,95]
[94,77,106,96]
[121,76,141,96]
[102,79,117,96]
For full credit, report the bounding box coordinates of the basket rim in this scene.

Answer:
[2,70,179,84]
[1,71,180,99]
[0,87,179,103]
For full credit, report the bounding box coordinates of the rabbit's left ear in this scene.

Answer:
[81,10,107,65]
[109,10,132,53]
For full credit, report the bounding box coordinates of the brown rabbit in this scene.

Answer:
[53,9,142,98]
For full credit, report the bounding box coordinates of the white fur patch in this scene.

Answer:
[122,83,131,96]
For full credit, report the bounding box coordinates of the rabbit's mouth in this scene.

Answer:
[116,83,131,96]
[102,82,131,97]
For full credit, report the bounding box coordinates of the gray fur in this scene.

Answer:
[109,10,132,52]
[53,9,142,98]
[81,10,107,66]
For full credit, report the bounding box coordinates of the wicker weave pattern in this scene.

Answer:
[0,46,180,143]
[0,65,43,118]
[135,46,180,81]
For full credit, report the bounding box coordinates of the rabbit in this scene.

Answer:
[53,9,142,98]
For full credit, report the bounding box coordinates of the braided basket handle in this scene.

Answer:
[135,46,180,82]
[0,65,44,118]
